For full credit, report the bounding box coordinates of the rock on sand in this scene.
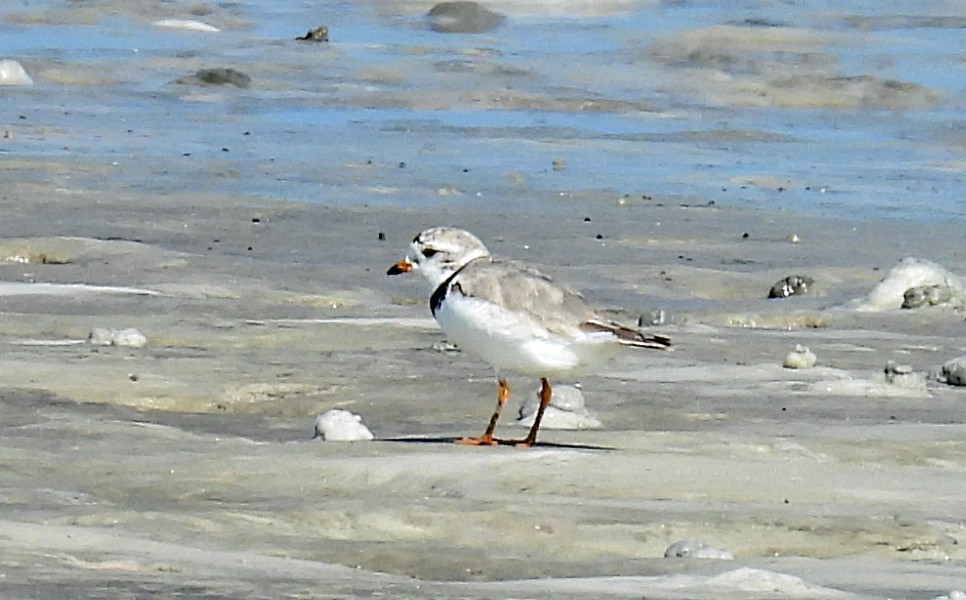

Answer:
[884,360,927,391]
[852,257,965,311]
[938,357,966,387]
[88,327,148,348]
[768,275,814,299]
[427,2,506,33]
[313,409,374,441]
[783,345,817,369]
[902,283,958,309]
[0,60,33,86]
[175,68,252,88]
[664,539,735,560]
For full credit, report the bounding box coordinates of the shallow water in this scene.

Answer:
[3,0,964,219]
[1,0,965,598]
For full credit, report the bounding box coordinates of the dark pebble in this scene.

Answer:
[768,275,815,299]
[295,25,329,42]
[175,67,252,88]
[427,1,506,33]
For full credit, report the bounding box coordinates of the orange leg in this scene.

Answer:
[502,377,551,448]
[456,378,509,446]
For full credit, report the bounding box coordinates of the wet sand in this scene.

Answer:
[2,0,966,597]
[1,178,965,599]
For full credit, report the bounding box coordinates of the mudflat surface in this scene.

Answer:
[1,183,964,599]
[2,0,965,598]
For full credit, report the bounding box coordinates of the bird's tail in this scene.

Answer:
[581,320,672,350]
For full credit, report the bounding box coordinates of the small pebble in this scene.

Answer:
[902,283,955,309]
[88,327,148,348]
[768,275,814,299]
[432,340,460,353]
[175,67,251,88]
[313,409,374,441]
[783,345,817,369]
[295,25,329,42]
[884,360,926,391]
[937,356,966,386]
[664,539,734,560]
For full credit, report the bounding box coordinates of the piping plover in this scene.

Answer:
[388,226,671,447]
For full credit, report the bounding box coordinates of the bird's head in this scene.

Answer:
[387,226,490,289]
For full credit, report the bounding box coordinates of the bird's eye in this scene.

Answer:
[422,248,440,258]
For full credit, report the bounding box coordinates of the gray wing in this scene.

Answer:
[451,257,601,336]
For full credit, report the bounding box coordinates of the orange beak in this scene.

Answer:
[387,259,413,276]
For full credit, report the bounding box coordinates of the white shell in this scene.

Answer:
[783,345,817,369]
[0,60,33,86]
[314,409,374,442]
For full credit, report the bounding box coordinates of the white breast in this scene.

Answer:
[433,290,616,377]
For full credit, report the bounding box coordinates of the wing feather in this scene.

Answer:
[450,257,600,337]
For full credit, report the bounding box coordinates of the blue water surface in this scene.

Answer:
[1,0,963,221]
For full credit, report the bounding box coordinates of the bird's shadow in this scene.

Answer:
[379,436,615,452]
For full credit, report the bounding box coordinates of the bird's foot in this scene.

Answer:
[455,434,498,446]
[454,435,536,448]
[498,437,536,448]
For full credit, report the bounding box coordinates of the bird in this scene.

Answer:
[387,226,671,447]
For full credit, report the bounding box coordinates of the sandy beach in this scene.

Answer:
[1,179,964,598]
[2,0,965,598]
